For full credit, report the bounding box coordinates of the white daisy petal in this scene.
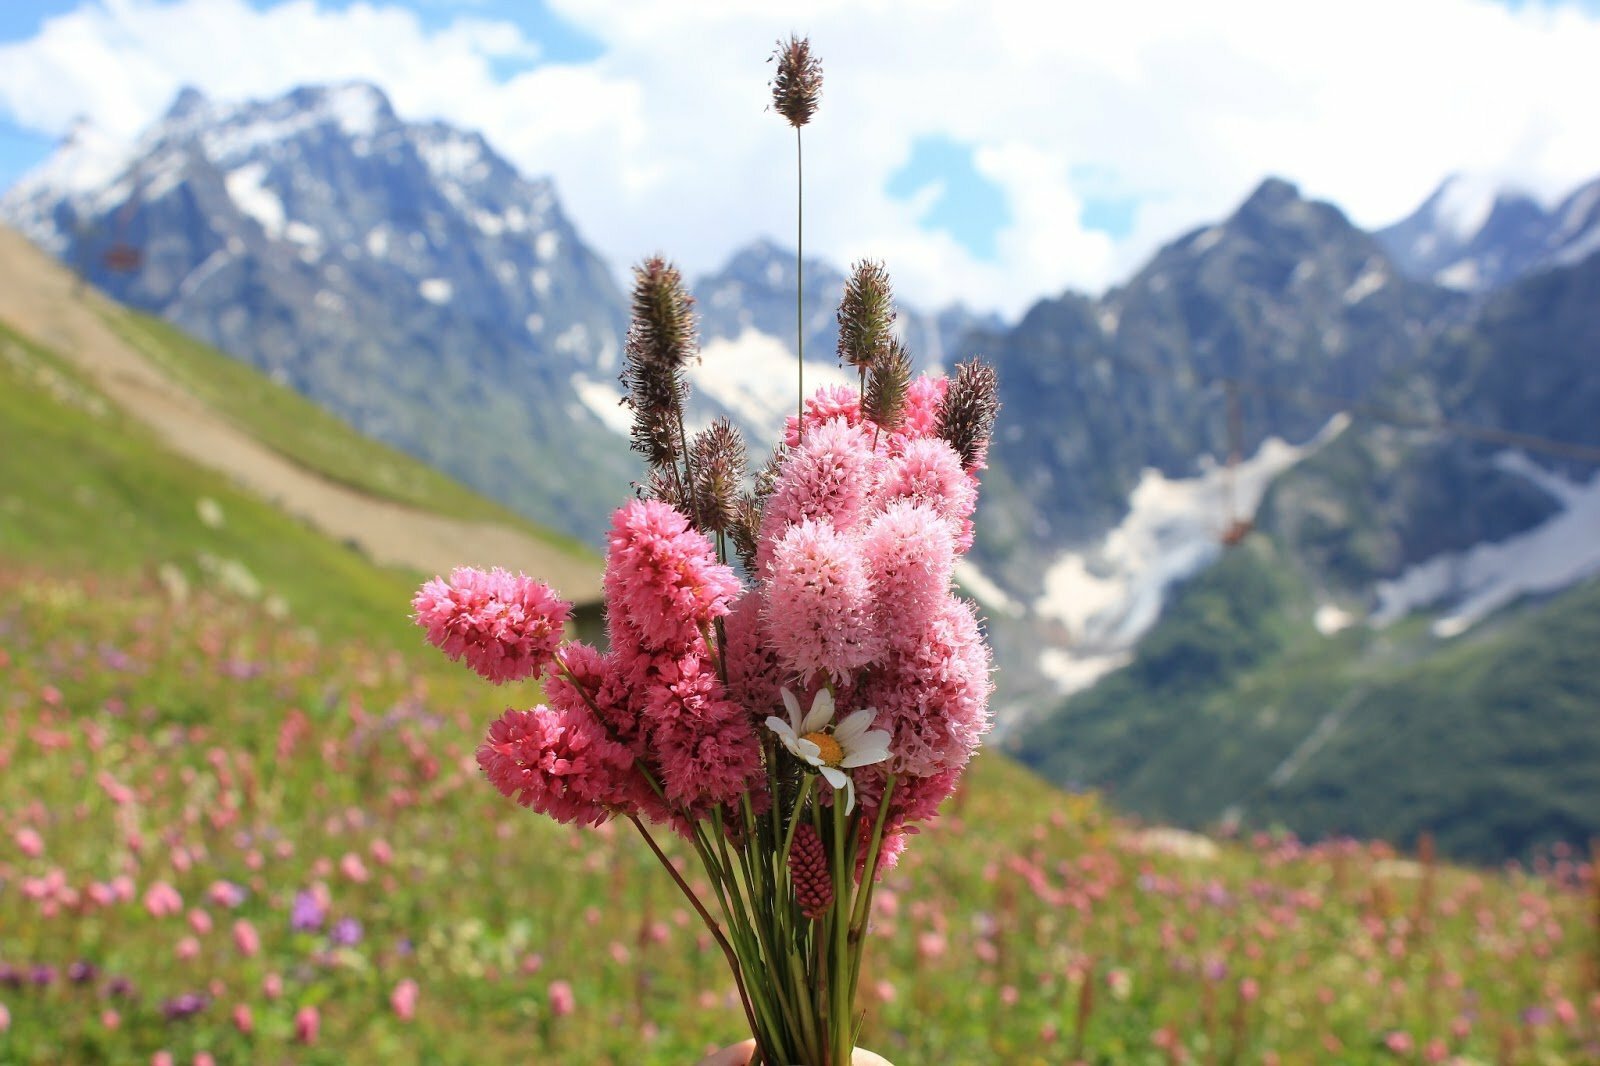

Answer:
[840,746,889,769]
[765,715,795,740]
[780,688,803,731]
[818,764,847,789]
[800,689,835,734]
[842,776,857,814]
[795,738,824,763]
[832,708,878,744]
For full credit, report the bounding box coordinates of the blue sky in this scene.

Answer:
[2,0,1598,314]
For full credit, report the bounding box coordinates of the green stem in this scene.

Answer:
[796,126,805,439]
[627,815,763,1058]
[830,797,852,1066]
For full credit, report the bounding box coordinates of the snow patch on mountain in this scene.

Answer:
[691,329,852,446]
[1431,173,1504,243]
[1342,260,1388,304]
[224,163,285,239]
[572,375,633,436]
[1033,414,1350,694]
[955,560,1024,619]
[1371,453,1600,638]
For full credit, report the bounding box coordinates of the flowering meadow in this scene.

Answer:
[3,566,1597,1064]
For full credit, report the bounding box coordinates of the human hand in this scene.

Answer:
[695,1039,893,1066]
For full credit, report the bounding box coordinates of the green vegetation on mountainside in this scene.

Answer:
[1,319,435,647]
[1010,531,1600,863]
[104,310,590,557]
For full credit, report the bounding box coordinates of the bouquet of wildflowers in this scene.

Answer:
[412,37,998,1066]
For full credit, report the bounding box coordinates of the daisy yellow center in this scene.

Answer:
[801,731,844,767]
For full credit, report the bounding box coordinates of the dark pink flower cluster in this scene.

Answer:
[476,704,635,826]
[412,567,570,684]
[605,500,743,650]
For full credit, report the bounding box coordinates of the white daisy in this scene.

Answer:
[765,687,892,814]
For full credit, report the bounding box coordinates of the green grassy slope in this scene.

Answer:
[103,309,591,557]
[0,318,431,646]
[1009,532,1600,863]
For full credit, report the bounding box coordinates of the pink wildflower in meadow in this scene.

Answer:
[14,825,43,858]
[548,979,576,1018]
[392,978,419,1021]
[143,880,182,918]
[412,567,570,684]
[232,919,260,958]
[604,500,741,650]
[763,518,880,682]
[477,705,636,826]
[294,1004,320,1044]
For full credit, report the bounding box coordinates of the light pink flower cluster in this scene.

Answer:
[412,567,570,684]
[754,377,994,853]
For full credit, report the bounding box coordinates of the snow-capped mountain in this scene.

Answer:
[1,82,635,541]
[1377,172,1600,292]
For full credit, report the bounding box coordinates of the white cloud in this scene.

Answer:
[2,0,1598,318]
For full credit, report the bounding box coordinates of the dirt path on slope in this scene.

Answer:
[0,226,603,601]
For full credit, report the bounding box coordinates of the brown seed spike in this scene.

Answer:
[864,339,914,431]
[770,35,823,128]
[690,418,748,534]
[836,259,895,372]
[937,358,1001,471]
[619,257,697,469]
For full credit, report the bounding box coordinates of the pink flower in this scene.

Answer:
[412,567,570,684]
[262,973,283,1000]
[232,919,260,958]
[294,1004,320,1044]
[175,936,200,962]
[721,589,783,717]
[631,648,762,808]
[548,980,576,1018]
[194,1054,216,1066]
[152,1053,173,1066]
[391,978,419,1022]
[232,1003,254,1034]
[897,374,948,442]
[782,385,865,446]
[101,1009,119,1030]
[861,501,956,630]
[763,518,881,682]
[878,437,978,550]
[758,418,883,568]
[603,500,741,651]
[1384,1031,1414,1055]
[339,852,369,884]
[863,596,992,777]
[14,826,43,858]
[143,881,182,918]
[477,704,637,826]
